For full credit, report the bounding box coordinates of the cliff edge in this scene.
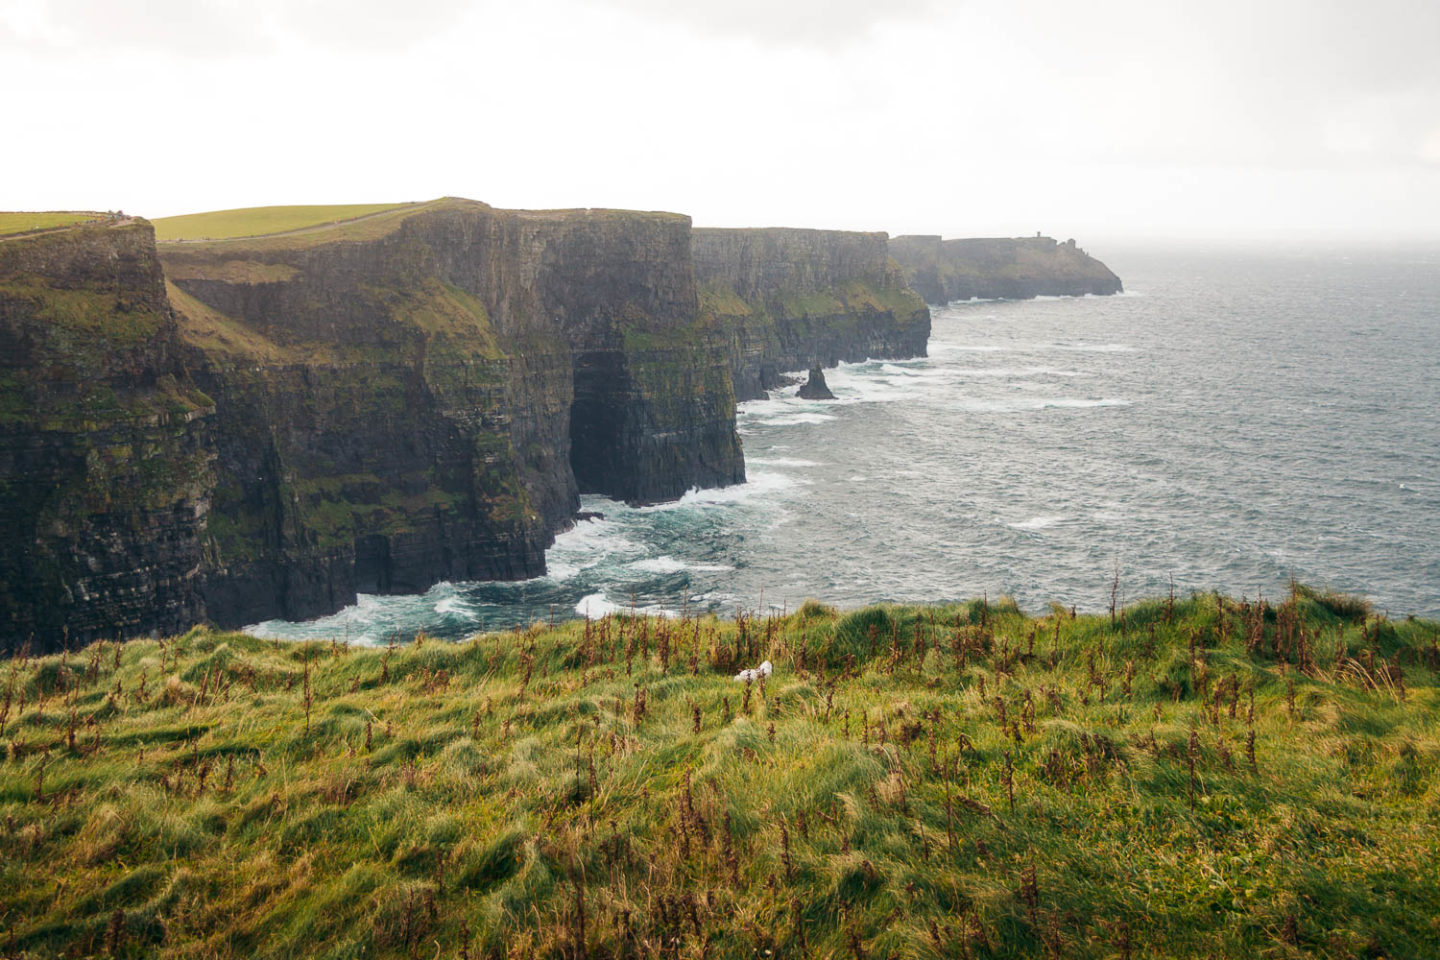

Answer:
[0,219,214,645]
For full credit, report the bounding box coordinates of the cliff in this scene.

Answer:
[1,202,947,648]
[888,235,1122,304]
[692,228,930,400]
[159,199,743,629]
[0,220,214,647]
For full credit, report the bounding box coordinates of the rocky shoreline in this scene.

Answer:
[1,201,1122,649]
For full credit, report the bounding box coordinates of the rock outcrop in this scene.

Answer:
[888,235,1122,304]
[2,201,948,649]
[159,199,744,630]
[796,365,836,400]
[692,228,930,401]
[0,220,214,648]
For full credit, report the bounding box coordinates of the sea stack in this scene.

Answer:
[797,364,837,400]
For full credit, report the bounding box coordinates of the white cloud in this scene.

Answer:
[2,0,1438,240]
[1420,131,1440,165]
[589,0,938,48]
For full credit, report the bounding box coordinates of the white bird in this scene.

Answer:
[733,660,773,683]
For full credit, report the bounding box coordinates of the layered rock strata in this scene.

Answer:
[889,235,1122,303]
[2,201,951,649]
[159,199,743,629]
[0,220,214,647]
[692,228,930,401]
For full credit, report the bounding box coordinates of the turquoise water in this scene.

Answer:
[250,244,1440,643]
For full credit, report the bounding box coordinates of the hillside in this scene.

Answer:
[2,588,1437,958]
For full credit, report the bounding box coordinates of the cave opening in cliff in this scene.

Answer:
[568,350,631,501]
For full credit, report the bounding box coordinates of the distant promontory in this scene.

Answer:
[889,234,1122,304]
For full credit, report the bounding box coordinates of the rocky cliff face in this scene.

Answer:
[157,199,742,629]
[889,235,1122,304]
[527,211,743,503]
[3,202,947,648]
[692,228,930,400]
[0,221,214,648]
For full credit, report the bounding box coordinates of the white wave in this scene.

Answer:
[1043,342,1137,353]
[434,595,481,619]
[1009,516,1064,531]
[951,366,1084,379]
[245,591,392,645]
[746,457,822,468]
[748,412,838,427]
[737,395,822,418]
[630,555,735,574]
[630,556,687,573]
[1039,398,1131,408]
[544,515,643,578]
[879,363,930,377]
[575,591,678,620]
[667,470,803,507]
[544,559,581,581]
[575,592,620,618]
[950,397,1132,413]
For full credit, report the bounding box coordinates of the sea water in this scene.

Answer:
[249,243,1440,643]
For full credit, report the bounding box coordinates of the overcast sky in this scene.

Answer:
[3,0,1438,242]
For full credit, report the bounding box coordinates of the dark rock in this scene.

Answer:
[797,365,836,400]
[160,199,745,629]
[692,228,931,401]
[2,200,948,648]
[0,220,214,649]
[575,511,605,523]
[888,235,1122,304]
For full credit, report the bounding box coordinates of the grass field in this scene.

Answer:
[151,203,419,243]
[2,587,1437,958]
[0,212,103,237]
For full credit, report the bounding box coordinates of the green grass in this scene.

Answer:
[2,588,1437,958]
[0,212,104,237]
[151,203,420,243]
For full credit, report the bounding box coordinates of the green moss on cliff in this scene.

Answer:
[167,281,286,362]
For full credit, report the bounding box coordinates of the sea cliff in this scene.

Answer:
[159,199,743,630]
[1,201,946,649]
[0,220,214,646]
[693,228,930,400]
[889,234,1122,303]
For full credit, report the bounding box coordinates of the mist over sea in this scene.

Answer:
[250,243,1440,643]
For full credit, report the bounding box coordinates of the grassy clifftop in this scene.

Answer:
[0,212,106,238]
[151,203,422,243]
[2,588,1437,958]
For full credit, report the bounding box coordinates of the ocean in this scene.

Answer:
[249,242,1440,643]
